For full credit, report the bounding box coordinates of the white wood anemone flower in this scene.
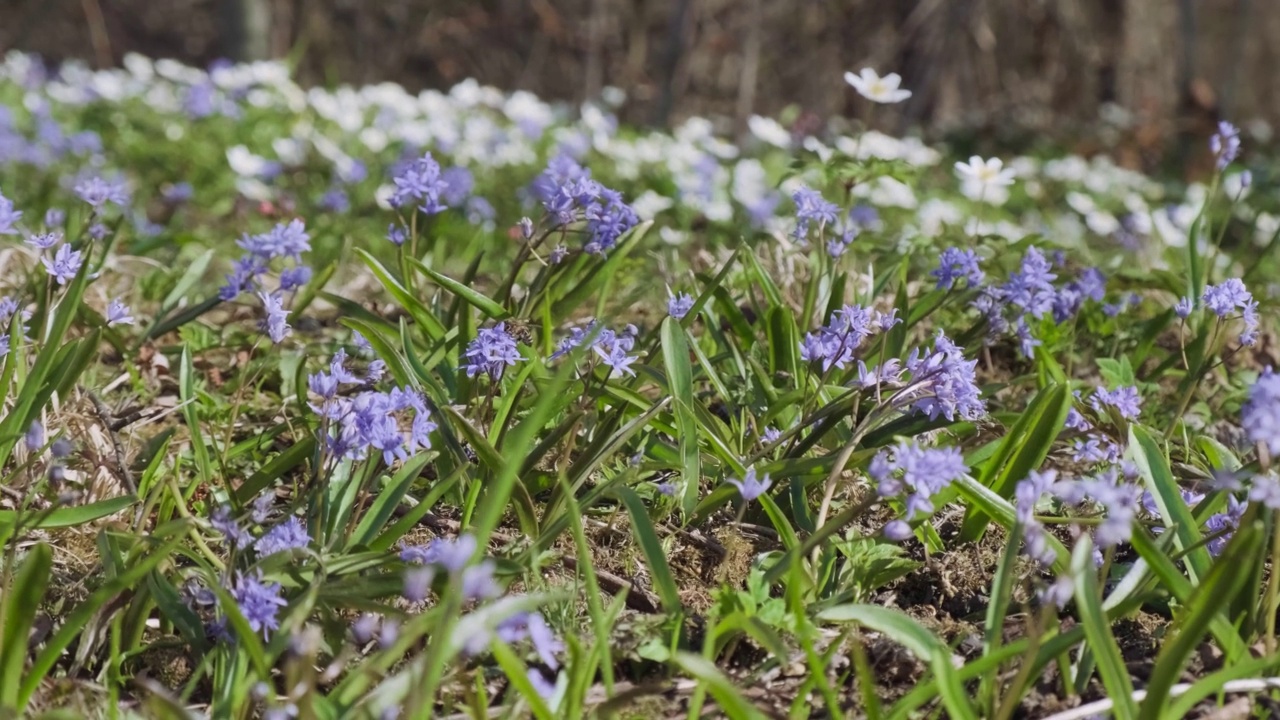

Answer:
[843,68,913,104]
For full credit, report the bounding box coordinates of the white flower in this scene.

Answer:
[843,68,912,104]
[955,156,1016,203]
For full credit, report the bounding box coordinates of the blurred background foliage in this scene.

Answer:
[0,0,1269,174]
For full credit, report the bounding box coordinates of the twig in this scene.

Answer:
[1039,677,1280,720]
[84,388,136,494]
[562,556,661,613]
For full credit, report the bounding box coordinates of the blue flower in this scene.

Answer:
[210,505,253,550]
[799,304,874,371]
[41,243,82,285]
[238,219,311,262]
[1210,121,1241,170]
[1174,296,1193,318]
[790,186,839,242]
[0,193,23,235]
[401,534,478,573]
[255,517,310,557]
[902,331,985,421]
[871,441,968,522]
[106,299,134,326]
[1090,385,1141,420]
[391,152,449,213]
[228,571,288,639]
[27,231,60,251]
[463,323,521,379]
[1202,278,1257,344]
[74,176,129,208]
[258,291,291,343]
[727,467,772,502]
[1243,368,1280,456]
[668,291,695,320]
[932,247,984,290]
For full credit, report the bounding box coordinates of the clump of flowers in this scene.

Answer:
[799,304,899,372]
[898,331,986,421]
[220,219,312,300]
[549,321,639,377]
[1210,121,1241,170]
[790,186,840,244]
[1200,278,1259,346]
[530,154,638,255]
[1243,367,1280,455]
[871,440,968,540]
[932,247,984,290]
[464,323,522,380]
[309,350,437,464]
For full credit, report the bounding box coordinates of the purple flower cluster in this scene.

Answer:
[390,152,449,213]
[799,305,886,372]
[258,291,291,343]
[790,186,840,243]
[1141,489,1244,556]
[1243,368,1280,455]
[228,571,288,639]
[0,191,22,235]
[463,323,522,380]
[1076,435,1123,466]
[971,247,1109,358]
[1053,467,1141,547]
[1202,278,1259,345]
[932,247,984,290]
[482,611,565,670]
[899,331,986,421]
[73,175,129,209]
[1015,469,1059,566]
[1089,385,1142,421]
[668,290,695,320]
[41,243,83,285]
[531,155,638,255]
[550,321,639,377]
[255,516,310,557]
[401,534,502,603]
[1210,121,1241,170]
[310,351,437,463]
[220,219,312,301]
[872,440,968,540]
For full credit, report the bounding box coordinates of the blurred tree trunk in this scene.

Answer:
[221,0,272,61]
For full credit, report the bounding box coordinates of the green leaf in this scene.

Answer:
[550,221,653,317]
[615,487,682,614]
[1126,528,1247,661]
[0,251,91,470]
[349,454,432,548]
[672,653,769,720]
[19,534,186,706]
[0,543,51,707]
[409,257,510,320]
[958,383,1070,542]
[235,436,317,504]
[1071,536,1136,719]
[0,495,136,532]
[1128,425,1211,584]
[817,604,977,720]
[355,248,446,342]
[1138,519,1260,720]
[661,318,702,518]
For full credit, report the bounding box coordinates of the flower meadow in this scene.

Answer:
[1,51,1280,720]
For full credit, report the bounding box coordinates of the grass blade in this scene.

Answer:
[1070,536,1136,719]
